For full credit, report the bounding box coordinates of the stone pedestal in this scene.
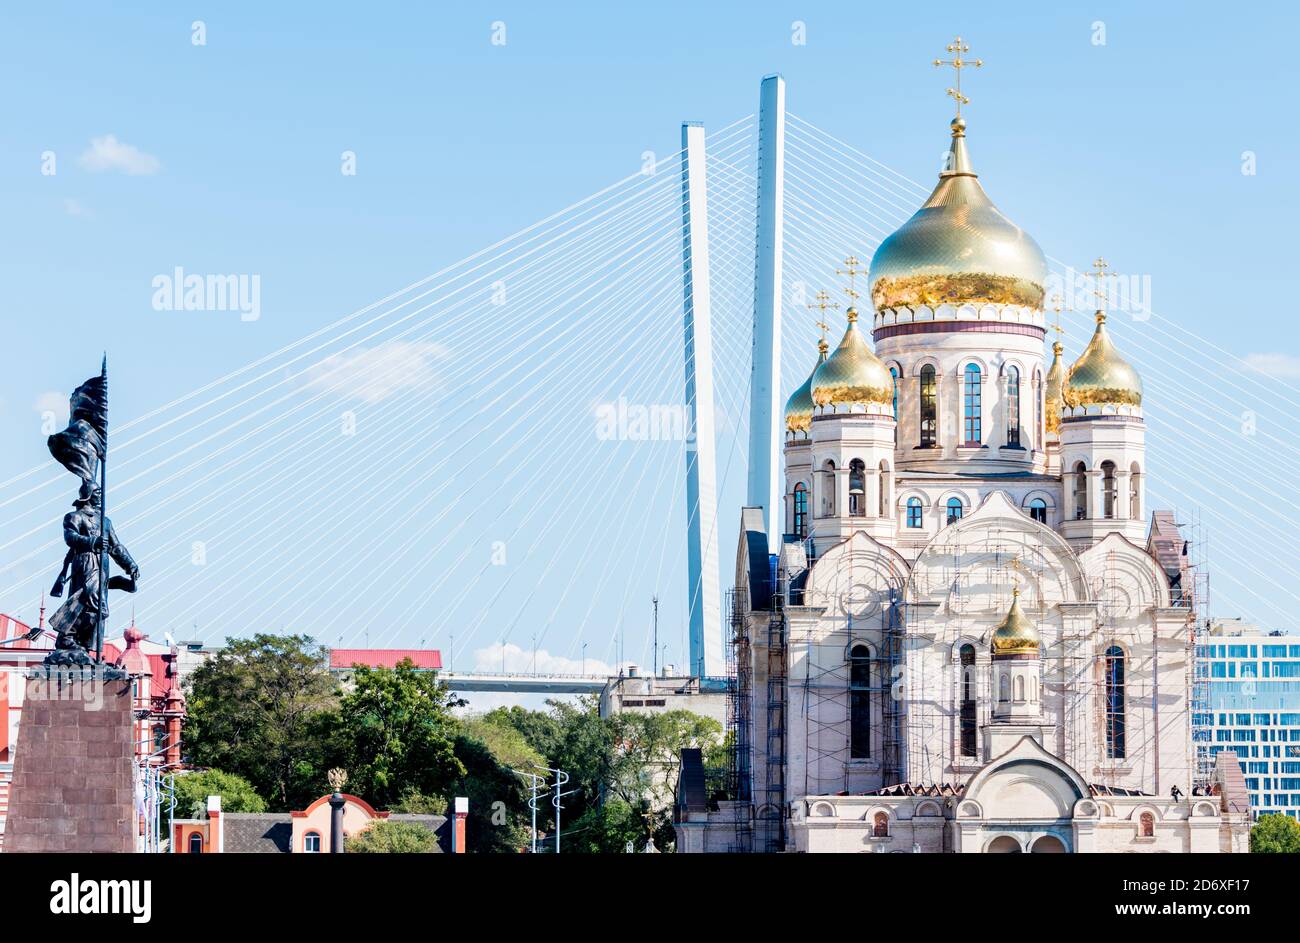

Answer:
[3,669,136,853]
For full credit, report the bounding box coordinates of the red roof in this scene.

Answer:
[329,648,442,670]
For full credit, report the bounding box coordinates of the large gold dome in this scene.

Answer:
[785,339,828,434]
[869,117,1047,311]
[1063,312,1143,408]
[811,310,895,410]
[991,590,1040,659]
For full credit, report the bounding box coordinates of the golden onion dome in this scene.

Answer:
[810,309,895,410]
[991,590,1040,659]
[1044,340,1065,435]
[868,117,1047,311]
[1062,312,1143,408]
[785,339,828,434]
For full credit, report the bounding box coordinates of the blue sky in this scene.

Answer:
[2,2,1298,692]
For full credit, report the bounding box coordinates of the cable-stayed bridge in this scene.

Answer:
[2,75,1298,686]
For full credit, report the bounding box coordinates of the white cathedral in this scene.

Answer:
[675,108,1252,853]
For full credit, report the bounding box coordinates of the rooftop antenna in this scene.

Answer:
[652,596,659,676]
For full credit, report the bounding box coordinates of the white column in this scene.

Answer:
[681,122,722,679]
[747,74,785,549]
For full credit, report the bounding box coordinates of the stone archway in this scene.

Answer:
[985,835,1022,853]
[1031,834,1067,853]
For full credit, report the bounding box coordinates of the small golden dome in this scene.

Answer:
[810,309,895,410]
[1062,312,1143,408]
[991,590,1040,659]
[1044,340,1065,435]
[868,118,1047,311]
[785,339,828,434]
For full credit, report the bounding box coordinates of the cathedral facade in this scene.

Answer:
[675,110,1251,854]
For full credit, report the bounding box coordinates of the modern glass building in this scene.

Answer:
[1194,619,1300,820]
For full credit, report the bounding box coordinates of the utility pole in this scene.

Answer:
[652,596,659,677]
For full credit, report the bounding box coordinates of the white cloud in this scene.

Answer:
[78,134,161,175]
[1242,352,1300,379]
[473,642,615,677]
[63,198,91,217]
[34,391,67,421]
[305,340,449,404]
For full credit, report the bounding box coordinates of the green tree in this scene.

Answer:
[481,704,564,759]
[607,709,723,811]
[336,659,465,809]
[448,733,530,853]
[1251,813,1300,853]
[460,716,546,770]
[173,768,267,818]
[346,819,439,854]
[389,789,448,815]
[184,634,339,809]
[568,797,644,854]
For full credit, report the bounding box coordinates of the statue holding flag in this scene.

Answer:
[44,358,139,668]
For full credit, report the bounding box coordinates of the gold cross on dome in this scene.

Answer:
[933,36,983,115]
[806,289,839,342]
[1049,293,1065,341]
[1086,257,1116,311]
[835,256,869,305]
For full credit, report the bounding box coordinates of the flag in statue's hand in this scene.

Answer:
[47,372,107,482]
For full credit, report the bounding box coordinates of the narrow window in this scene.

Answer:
[906,497,923,529]
[878,461,890,517]
[1006,365,1021,446]
[946,497,963,525]
[1074,462,1088,520]
[873,811,889,837]
[999,673,1010,702]
[1105,646,1127,760]
[1029,498,1047,524]
[1139,811,1154,838]
[1102,461,1117,519]
[793,483,809,538]
[1130,463,1141,520]
[820,461,836,517]
[850,644,872,759]
[188,833,204,854]
[890,366,899,445]
[919,365,937,447]
[960,644,977,757]
[963,364,982,445]
[849,459,866,517]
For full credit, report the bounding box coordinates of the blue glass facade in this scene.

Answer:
[1195,635,1300,820]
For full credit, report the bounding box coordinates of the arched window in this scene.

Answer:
[1014,675,1025,701]
[819,460,836,517]
[963,364,982,445]
[188,833,204,854]
[303,831,322,853]
[906,496,923,529]
[1105,646,1127,760]
[998,672,1010,702]
[878,461,890,517]
[850,644,872,759]
[793,483,809,538]
[1006,365,1021,447]
[890,366,899,444]
[919,365,937,447]
[1102,461,1117,519]
[849,460,866,517]
[946,497,963,525]
[1073,462,1088,520]
[1139,811,1155,838]
[872,811,889,837]
[959,644,977,757]
[1130,463,1141,520]
[1029,498,1047,524]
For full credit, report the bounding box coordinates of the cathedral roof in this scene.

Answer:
[868,116,1047,311]
[809,309,894,410]
[1063,311,1143,408]
[1044,338,1065,434]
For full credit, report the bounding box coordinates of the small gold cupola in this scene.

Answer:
[785,337,828,435]
[810,308,895,411]
[991,589,1041,659]
[1062,311,1143,409]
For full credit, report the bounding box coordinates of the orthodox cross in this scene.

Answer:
[806,289,839,346]
[1049,293,1065,344]
[1086,257,1117,312]
[934,36,982,115]
[835,255,869,310]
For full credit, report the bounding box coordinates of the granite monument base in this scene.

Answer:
[3,669,136,853]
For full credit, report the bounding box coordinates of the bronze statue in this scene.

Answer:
[43,359,139,669]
